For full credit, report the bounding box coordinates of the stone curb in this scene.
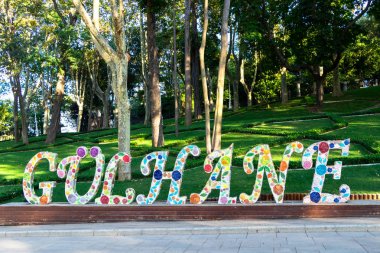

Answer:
[1,224,379,237]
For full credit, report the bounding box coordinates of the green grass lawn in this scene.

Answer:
[1,86,380,203]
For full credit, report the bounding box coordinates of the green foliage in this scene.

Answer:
[0,101,12,136]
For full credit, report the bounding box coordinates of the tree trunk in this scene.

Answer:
[12,74,29,144]
[247,92,252,107]
[233,61,240,112]
[87,87,94,131]
[332,61,343,97]
[315,76,325,107]
[281,67,288,104]
[200,0,211,154]
[42,71,51,135]
[43,102,49,135]
[147,0,164,147]
[102,84,111,129]
[296,83,301,97]
[212,0,231,151]
[206,68,214,111]
[191,0,201,120]
[140,10,150,126]
[73,0,132,181]
[11,84,19,142]
[173,7,179,137]
[184,0,192,126]
[76,70,85,132]
[111,61,131,181]
[46,69,65,144]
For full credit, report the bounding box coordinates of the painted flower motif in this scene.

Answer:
[100,195,109,204]
[172,171,182,181]
[77,147,86,158]
[273,184,284,195]
[219,196,228,204]
[303,161,312,169]
[113,197,120,204]
[221,157,230,166]
[204,164,213,173]
[319,142,329,154]
[316,165,327,176]
[90,147,99,157]
[310,192,321,203]
[154,170,163,180]
[39,195,48,205]
[190,194,201,204]
[123,154,131,163]
[68,194,77,203]
[279,161,288,172]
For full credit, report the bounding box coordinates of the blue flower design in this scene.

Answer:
[310,192,321,203]
[154,170,163,180]
[172,171,182,181]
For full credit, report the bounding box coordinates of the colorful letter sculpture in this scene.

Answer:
[302,139,351,204]
[190,144,237,204]
[240,142,304,204]
[136,145,200,205]
[23,152,57,205]
[95,152,135,205]
[167,145,200,204]
[57,147,105,205]
[22,140,354,206]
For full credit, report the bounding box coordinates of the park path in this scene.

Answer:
[1,218,380,252]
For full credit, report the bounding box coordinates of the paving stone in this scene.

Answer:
[307,232,340,238]
[189,234,218,240]
[239,247,274,253]
[240,240,261,248]
[218,233,247,239]
[277,232,307,238]
[273,247,296,253]
[337,231,373,238]
[220,239,243,248]
[246,233,277,240]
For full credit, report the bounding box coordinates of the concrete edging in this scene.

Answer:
[1,224,380,238]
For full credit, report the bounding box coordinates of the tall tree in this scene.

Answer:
[260,0,375,106]
[173,5,179,137]
[240,52,258,107]
[280,67,288,104]
[200,0,212,154]
[184,0,192,126]
[139,10,150,126]
[146,0,164,147]
[191,0,202,120]
[46,0,79,144]
[212,0,231,151]
[73,67,86,132]
[73,0,132,180]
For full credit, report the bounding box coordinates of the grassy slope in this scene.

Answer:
[1,86,380,203]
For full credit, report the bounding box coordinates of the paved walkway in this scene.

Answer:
[1,219,380,252]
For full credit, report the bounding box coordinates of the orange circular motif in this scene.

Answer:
[279,161,288,172]
[273,184,284,195]
[37,153,42,159]
[40,195,48,205]
[190,194,201,204]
